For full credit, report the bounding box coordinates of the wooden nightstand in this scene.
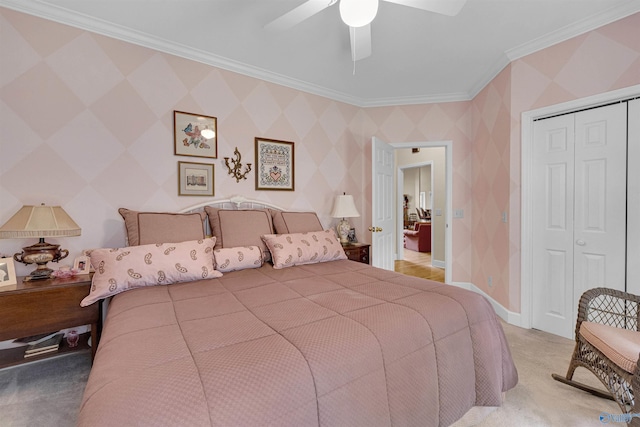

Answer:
[0,274,100,369]
[342,243,371,264]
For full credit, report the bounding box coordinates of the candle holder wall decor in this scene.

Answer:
[224,147,252,183]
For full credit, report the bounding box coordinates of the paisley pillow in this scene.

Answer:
[81,238,221,306]
[213,246,263,272]
[261,229,347,269]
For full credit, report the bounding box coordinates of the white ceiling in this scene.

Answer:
[3,0,640,106]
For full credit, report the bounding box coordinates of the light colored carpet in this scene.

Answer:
[0,321,622,426]
[0,353,90,427]
[474,321,620,426]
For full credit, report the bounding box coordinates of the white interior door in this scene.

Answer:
[532,113,576,338]
[628,99,640,295]
[572,103,627,300]
[371,137,395,270]
[532,103,627,338]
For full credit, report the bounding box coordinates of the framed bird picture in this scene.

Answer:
[174,111,217,159]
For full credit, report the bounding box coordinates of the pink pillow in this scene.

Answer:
[118,208,206,246]
[81,238,221,306]
[213,246,264,272]
[261,229,347,269]
[269,209,323,234]
[204,207,274,261]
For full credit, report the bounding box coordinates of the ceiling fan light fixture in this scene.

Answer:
[339,0,379,28]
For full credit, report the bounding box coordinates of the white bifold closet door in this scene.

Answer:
[531,102,627,339]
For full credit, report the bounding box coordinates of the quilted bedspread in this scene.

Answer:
[78,260,518,426]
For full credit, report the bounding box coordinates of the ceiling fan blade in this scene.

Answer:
[265,0,333,32]
[383,0,467,16]
[349,24,372,61]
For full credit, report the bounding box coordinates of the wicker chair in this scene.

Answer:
[553,288,640,424]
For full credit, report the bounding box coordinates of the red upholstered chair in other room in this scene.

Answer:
[403,222,431,252]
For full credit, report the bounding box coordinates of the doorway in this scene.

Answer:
[390,141,452,284]
[396,161,444,282]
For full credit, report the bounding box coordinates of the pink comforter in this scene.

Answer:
[78,260,517,426]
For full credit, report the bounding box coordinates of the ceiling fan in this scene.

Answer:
[265,0,467,61]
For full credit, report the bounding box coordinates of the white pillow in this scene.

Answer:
[81,238,221,306]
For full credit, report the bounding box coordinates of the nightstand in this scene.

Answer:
[0,274,100,369]
[342,243,371,264]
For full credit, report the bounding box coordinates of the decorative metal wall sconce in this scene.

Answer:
[224,147,252,182]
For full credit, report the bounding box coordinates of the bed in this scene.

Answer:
[77,196,517,426]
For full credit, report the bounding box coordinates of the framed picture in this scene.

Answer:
[174,111,217,159]
[0,257,17,288]
[73,255,91,274]
[348,228,358,244]
[255,138,295,191]
[178,161,215,196]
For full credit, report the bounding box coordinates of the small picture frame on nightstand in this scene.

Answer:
[73,256,91,274]
[0,257,17,289]
[347,228,357,244]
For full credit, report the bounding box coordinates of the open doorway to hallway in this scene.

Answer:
[394,146,447,283]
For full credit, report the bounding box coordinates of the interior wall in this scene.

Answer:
[0,8,365,276]
[403,168,418,211]
[419,166,432,209]
[402,165,430,213]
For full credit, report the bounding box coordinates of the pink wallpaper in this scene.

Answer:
[1,7,638,313]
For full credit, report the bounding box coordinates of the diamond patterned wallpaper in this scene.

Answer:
[1,8,638,314]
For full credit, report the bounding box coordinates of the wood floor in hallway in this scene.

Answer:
[394,249,445,282]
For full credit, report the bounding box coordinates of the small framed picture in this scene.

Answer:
[174,111,217,159]
[0,257,17,288]
[178,161,215,196]
[347,228,358,244]
[255,137,295,191]
[73,256,91,274]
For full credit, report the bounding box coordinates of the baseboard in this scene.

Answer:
[432,259,445,269]
[450,282,522,327]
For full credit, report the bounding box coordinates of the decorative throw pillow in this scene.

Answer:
[204,207,274,261]
[269,209,323,234]
[81,238,221,306]
[213,246,264,272]
[261,229,347,269]
[118,208,206,246]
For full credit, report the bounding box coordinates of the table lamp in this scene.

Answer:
[330,193,360,245]
[0,204,81,279]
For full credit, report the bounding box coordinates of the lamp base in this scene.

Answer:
[14,239,69,280]
[336,218,351,245]
[29,267,54,280]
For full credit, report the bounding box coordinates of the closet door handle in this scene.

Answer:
[576,239,586,246]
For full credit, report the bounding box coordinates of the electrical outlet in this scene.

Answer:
[502,212,508,223]
[488,276,493,287]
[454,209,464,218]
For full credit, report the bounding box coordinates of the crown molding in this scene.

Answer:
[2,0,638,108]
[361,91,472,107]
[0,0,474,107]
[505,2,640,61]
[0,0,369,105]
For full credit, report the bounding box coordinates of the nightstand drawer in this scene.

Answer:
[0,275,100,368]
[0,284,97,341]
[343,243,371,264]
